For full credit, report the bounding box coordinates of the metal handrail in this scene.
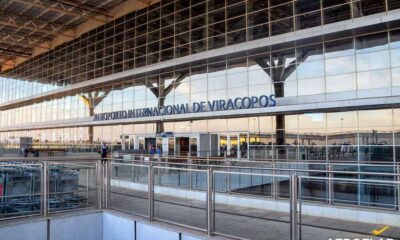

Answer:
[114,152,400,164]
[109,161,400,239]
[111,158,400,177]
[0,159,399,240]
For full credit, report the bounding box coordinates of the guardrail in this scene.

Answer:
[111,157,400,210]
[106,159,400,240]
[1,159,399,240]
[0,161,98,221]
[114,152,400,165]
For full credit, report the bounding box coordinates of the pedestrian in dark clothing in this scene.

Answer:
[149,145,156,155]
[101,143,108,163]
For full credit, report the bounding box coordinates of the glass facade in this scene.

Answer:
[1,30,400,125]
[0,0,399,164]
[0,0,399,104]
[1,108,400,163]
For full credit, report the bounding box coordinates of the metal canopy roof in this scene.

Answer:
[0,0,126,66]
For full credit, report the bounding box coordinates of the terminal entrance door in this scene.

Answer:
[121,135,134,150]
[219,133,249,159]
[145,137,156,153]
[239,133,249,159]
[175,137,189,156]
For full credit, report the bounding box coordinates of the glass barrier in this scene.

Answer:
[0,159,399,240]
[153,166,208,230]
[47,163,97,213]
[110,162,149,217]
[0,163,42,220]
[213,170,291,240]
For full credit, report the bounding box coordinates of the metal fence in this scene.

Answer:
[107,159,400,240]
[1,158,399,240]
[111,158,400,211]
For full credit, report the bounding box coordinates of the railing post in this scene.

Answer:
[272,161,276,199]
[290,175,299,240]
[96,160,102,209]
[328,162,333,205]
[397,164,400,212]
[41,161,48,217]
[86,168,89,207]
[148,163,154,221]
[298,177,302,239]
[207,168,214,236]
[187,152,191,164]
[106,161,111,209]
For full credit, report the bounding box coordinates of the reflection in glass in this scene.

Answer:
[323,4,351,24]
[356,50,390,71]
[325,55,355,75]
[326,73,356,93]
[357,69,391,90]
[356,32,388,53]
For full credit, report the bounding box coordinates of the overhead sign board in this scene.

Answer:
[94,94,276,121]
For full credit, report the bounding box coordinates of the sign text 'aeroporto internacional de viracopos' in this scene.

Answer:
[93,94,276,121]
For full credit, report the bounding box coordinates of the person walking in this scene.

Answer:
[101,142,109,163]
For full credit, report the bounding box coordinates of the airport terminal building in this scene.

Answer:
[1,0,400,162]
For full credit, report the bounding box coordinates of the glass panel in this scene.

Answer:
[298,77,325,95]
[220,134,227,156]
[296,0,320,14]
[271,18,294,36]
[352,0,386,17]
[323,4,351,24]
[270,3,293,21]
[356,32,389,53]
[326,73,357,93]
[357,69,391,89]
[325,55,355,75]
[296,11,321,30]
[229,134,238,157]
[356,50,390,71]
[297,61,324,79]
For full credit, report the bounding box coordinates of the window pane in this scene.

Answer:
[357,69,391,89]
[248,24,269,40]
[356,50,390,71]
[323,4,351,24]
[296,11,321,30]
[356,32,389,53]
[323,0,348,8]
[390,29,400,48]
[326,73,357,93]
[352,0,386,17]
[247,10,269,27]
[248,0,269,12]
[326,55,356,75]
[392,68,400,87]
[296,0,320,14]
[270,3,293,21]
[271,18,294,36]
[298,77,325,95]
[325,38,355,58]
[388,0,400,10]
[297,61,325,79]
[391,48,400,67]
